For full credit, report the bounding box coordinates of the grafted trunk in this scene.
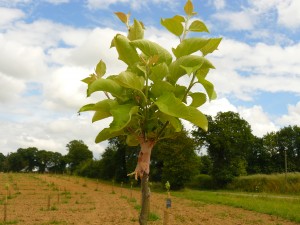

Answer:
[139,172,150,225]
[132,139,155,225]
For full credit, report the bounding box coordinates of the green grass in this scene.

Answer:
[173,189,300,223]
[148,212,160,221]
[227,173,300,194]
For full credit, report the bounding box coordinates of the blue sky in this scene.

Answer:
[0,0,300,157]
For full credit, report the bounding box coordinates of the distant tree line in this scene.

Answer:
[1,111,299,189]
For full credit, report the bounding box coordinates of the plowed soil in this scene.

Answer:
[0,173,298,225]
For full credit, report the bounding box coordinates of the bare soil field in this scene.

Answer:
[0,173,298,225]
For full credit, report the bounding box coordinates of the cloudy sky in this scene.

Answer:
[1,0,300,158]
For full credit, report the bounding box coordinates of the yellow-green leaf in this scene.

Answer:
[196,72,217,101]
[150,63,169,81]
[172,37,209,58]
[114,12,128,24]
[95,128,124,143]
[110,104,139,131]
[168,55,215,84]
[115,71,144,91]
[92,99,118,122]
[155,92,208,131]
[95,60,106,78]
[87,78,123,98]
[113,34,140,66]
[189,92,206,107]
[189,20,209,33]
[131,39,173,65]
[78,103,95,112]
[201,38,222,56]
[128,19,144,41]
[160,16,184,37]
[184,0,194,16]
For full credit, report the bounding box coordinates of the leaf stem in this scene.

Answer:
[156,121,169,140]
[180,15,191,42]
[182,72,196,102]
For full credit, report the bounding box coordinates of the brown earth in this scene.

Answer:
[0,173,299,225]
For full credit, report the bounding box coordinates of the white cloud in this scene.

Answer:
[277,0,300,28]
[0,115,108,157]
[0,35,48,80]
[238,105,278,137]
[277,102,300,126]
[86,0,175,10]
[0,7,25,26]
[209,39,300,100]
[44,0,69,5]
[0,72,26,102]
[212,0,226,10]
[213,10,255,30]
[0,0,31,7]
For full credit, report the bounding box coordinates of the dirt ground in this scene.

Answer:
[0,173,299,225]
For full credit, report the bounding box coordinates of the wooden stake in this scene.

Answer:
[47,195,51,210]
[163,209,169,225]
[3,203,7,222]
[121,182,123,196]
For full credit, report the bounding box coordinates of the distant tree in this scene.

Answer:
[48,152,66,173]
[0,153,5,171]
[17,147,39,171]
[199,155,212,175]
[76,159,102,178]
[98,146,117,180]
[193,112,253,186]
[36,150,52,173]
[262,131,280,173]
[6,152,25,172]
[66,140,93,173]
[151,130,198,190]
[246,136,272,174]
[276,126,300,172]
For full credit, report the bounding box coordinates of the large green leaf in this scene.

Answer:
[189,92,206,107]
[155,92,208,131]
[174,84,186,100]
[92,99,118,122]
[160,16,184,37]
[150,80,174,98]
[110,104,139,131]
[87,78,124,98]
[150,63,169,81]
[78,103,95,113]
[128,19,144,41]
[201,38,222,56]
[196,71,217,100]
[188,20,209,33]
[114,71,144,91]
[130,39,173,65]
[95,128,124,143]
[113,34,140,66]
[172,37,209,58]
[168,55,215,84]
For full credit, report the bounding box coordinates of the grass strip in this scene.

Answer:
[173,189,300,223]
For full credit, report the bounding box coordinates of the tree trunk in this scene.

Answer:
[132,138,155,225]
[139,172,150,225]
